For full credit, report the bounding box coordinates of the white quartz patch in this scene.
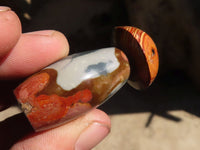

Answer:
[46,47,119,91]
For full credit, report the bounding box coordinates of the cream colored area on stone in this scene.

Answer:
[94,111,200,150]
[46,47,119,91]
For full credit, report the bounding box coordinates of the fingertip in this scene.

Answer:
[75,109,111,150]
[0,30,69,78]
[51,31,69,57]
[0,8,21,58]
[11,109,110,150]
[25,30,69,57]
[87,109,111,128]
[0,6,11,11]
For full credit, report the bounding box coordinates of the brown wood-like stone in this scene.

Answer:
[114,26,159,89]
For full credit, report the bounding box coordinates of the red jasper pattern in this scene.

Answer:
[14,26,159,131]
[14,48,130,131]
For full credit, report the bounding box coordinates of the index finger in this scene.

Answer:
[0,6,21,59]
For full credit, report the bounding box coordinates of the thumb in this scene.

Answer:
[11,109,111,150]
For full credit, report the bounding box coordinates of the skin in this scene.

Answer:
[0,6,110,150]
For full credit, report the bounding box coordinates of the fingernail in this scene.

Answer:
[24,30,69,58]
[75,122,110,150]
[0,6,11,12]
[25,30,55,36]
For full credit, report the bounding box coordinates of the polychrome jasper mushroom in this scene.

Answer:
[13,26,159,132]
[14,48,130,131]
[114,26,159,89]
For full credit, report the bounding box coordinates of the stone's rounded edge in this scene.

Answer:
[99,48,130,106]
[113,26,159,90]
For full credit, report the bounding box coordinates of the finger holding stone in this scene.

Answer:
[0,6,21,59]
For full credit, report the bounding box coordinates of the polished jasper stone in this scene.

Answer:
[114,26,159,90]
[14,47,130,131]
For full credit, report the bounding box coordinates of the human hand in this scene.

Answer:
[0,6,110,150]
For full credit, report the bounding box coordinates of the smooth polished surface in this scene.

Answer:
[14,47,130,131]
[114,26,159,90]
